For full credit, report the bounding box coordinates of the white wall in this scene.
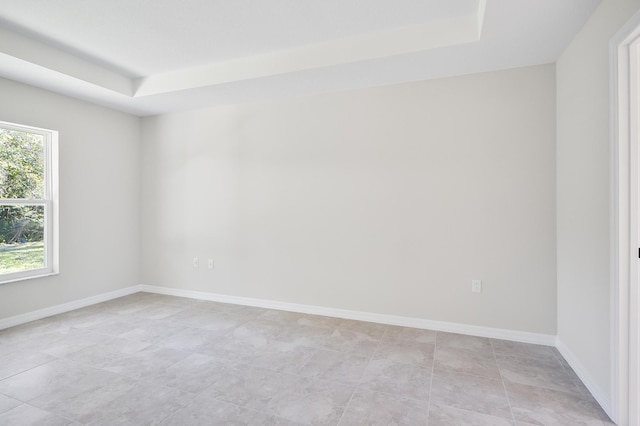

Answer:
[141,64,557,334]
[556,0,640,409]
[0,78,140,320]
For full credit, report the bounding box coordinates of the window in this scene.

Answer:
[0,121,58,283]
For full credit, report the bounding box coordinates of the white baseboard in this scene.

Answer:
[0,285,143,330]
[0,282,557,347]
[556,338,613,420]
[139,285,556,346]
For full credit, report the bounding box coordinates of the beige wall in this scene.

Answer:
[0,78,141,319]
[556,0,640,406]
[141,64,557,334]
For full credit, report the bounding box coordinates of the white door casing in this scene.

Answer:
[611,9,640,426]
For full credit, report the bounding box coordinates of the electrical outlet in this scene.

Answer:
[193,257,199,268]
[208,259,214,269]
[471,279,482,293]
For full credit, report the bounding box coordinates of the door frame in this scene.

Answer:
[611,10,640,426]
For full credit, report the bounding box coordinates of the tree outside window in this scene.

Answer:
[0,122,58,281]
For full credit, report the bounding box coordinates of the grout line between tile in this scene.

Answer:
[335,324,391,425]
[490,338,517,425]
[426,332,438,426]
[0,357,58,386]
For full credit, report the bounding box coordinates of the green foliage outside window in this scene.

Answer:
[0,128,45,244]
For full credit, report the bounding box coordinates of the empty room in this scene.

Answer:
[0,0,639,425]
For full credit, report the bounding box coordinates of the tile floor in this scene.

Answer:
[0,292,613,425]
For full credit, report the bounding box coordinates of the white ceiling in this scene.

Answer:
[0,0,601,116]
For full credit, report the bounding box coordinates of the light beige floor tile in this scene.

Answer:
[128,293,191,306]
[200,366,300,411]
[297,349,369,385]
[64,312,143,336]
[0,323,46,347]
[384,325,436,344]
[195,334,267,361]
[277,324,338,348]
[0,403,72,426]
[337,320,388,340]
[295,314,343,330]
[1,328,105,359]
[143,294,199,308]
[155,325,219,352]
[428,403,514,426]
[551,354,593,397]
[92,298,151,315]
[339,388,428,425]
[229,319,286,343]
[224,306,270,322]
[360,359,431,400]
[163,396,259,426]
[497,354,582,394]
[506,381,607,426]
[0,393,22,414]
[248,412,306,425]
[263,378,354,425]
[64,337,150,368]
[373,340,435,368]
[30,375,136,421]
[0,358,118,403]
[191,299,246,312]
[39,330,108,358]
[116,318,187,344]
[144,352,231,393]
[0,318,77,347]
[128,303,186,320]
[430,370,512,420]
[258,310,341,330]
[491,339,558,363]
[101,344,189,380]
[0,350,56,381]
[76,381,193,425]
[249,340,317,374]
[316,327,381,356]
[434,345,500,379]
[436,332,493,355]
[164,308,246,333]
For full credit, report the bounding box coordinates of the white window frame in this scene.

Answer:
[0,120,58,284]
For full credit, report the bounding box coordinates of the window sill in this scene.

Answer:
[0,271,59,285]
